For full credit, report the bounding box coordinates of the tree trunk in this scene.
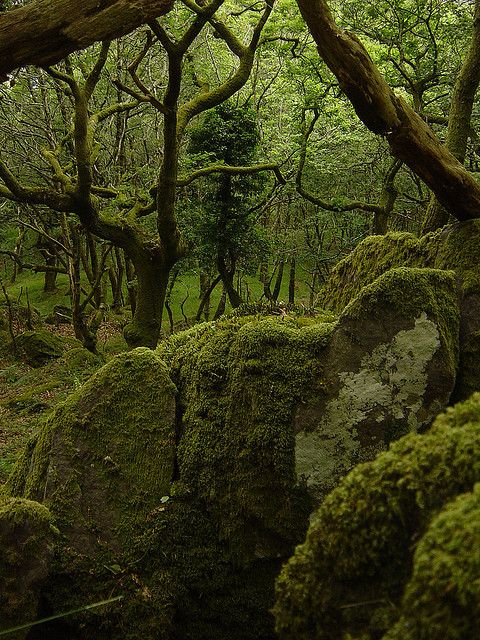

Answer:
[64,220,98,353]
[422,0,480,234]
[272,260,285,302]
[110,247,125,310]
[123,246,169,349]
[0,0,173,80]
[196,274,222,322]
[125,256,137,316]
[296,0,480,223]
[217,253,243,309]
[214,286,227,320]
[288,258,296,306]
[43,257,58,292]
[373,159,402,235]
[199,270,212,321]
[10,226,25,283]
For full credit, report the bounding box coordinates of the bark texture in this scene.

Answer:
[422,0,480,233]
[0,0,174,80]
[297,0,480,223]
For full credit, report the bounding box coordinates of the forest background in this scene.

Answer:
[0,0,478,352]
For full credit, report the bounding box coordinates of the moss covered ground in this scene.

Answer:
[0,326,121,483]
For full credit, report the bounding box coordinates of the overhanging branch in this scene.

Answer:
[0,0,174,80]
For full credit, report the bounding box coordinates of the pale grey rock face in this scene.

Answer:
[295,312,442,498]
[294,268,459,503]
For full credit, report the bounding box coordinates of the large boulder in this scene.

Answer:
[158,316,330,563]
[321,220,480,400]
[15,329,74,367]
[0,497,57,639]
[8,347,177,556]
[294,267,459,500]
[274,393,480,640]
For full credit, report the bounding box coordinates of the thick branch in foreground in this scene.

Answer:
[0,0,174,81]
[297,0,480,223]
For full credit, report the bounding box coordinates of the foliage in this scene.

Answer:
[183,101,269,278]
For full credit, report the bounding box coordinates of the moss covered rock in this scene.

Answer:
[274,392,480,640]
[321,221,480,400]
[295,267,459,500]
[0,497,57,639]
[322,231,432,313]
[8,348,177,556]
[321,221,480,314]
[15,329,73,367]
[158,315,332,563]
[386,484,480,640]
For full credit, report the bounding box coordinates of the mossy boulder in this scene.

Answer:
[15,329,73,367]
[321,221,480,313]
[0,497,57,639]
[385,484,480,640]
[295,267,459,500]
[8,348,177,556]
[2,293,463,640]
[321,220,480,400]
[322,231,432,313]
[158,315,332,563]
[62,346,103,373]
[274,392,480,640]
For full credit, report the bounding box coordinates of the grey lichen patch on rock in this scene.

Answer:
[296,312,441,496]
[8,348,177,556]
[331,311,441,427]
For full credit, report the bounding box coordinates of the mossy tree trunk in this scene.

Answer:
[109,247,125,311]
[217,251,243,309]
[123,244,170,348]
[373,159,402,235]
[0,0,174,80]
[289,258,296,305]
[296,0,480,224]
[43,259,58,292]
[422,0,480,234]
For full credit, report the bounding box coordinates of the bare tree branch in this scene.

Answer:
[177,162,286,187]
